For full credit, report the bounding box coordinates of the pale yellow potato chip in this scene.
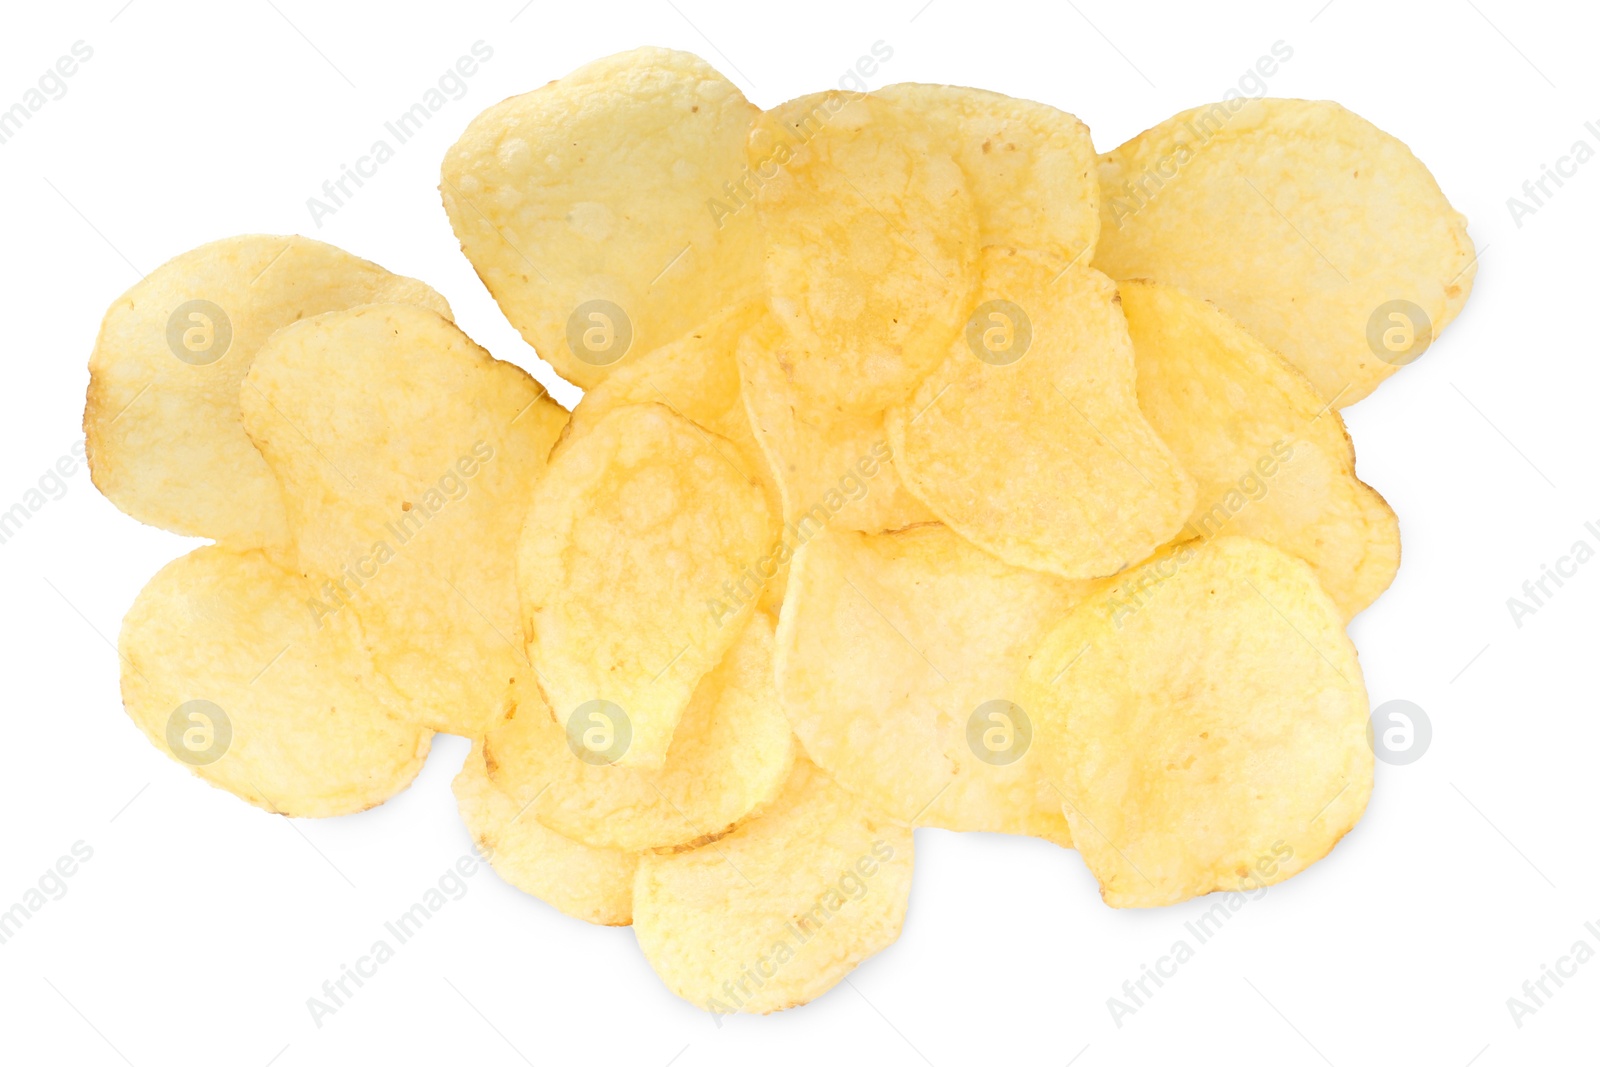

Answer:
[1095,98,1476,405]
[875,83,1098,260]
[442,47,762,389]
[750,90,979,415]
[119,546,431,818]
[453,741,637,926]
[1121,280,1399,618]
[560,304,760,464]
[559,304,775,511]
[483,613,793,852]
[736,312,935,539]
[560,303,789,613]
[777,524,1087,843]
[634,757,913,1014]
[85,235,451,551]
[558,302,796,613]
[1021,536,1371,908]
[240,303,568,737]
[889,252,1195,579]
[519,402,773,769]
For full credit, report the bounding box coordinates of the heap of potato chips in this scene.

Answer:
[86,48,1475,1012]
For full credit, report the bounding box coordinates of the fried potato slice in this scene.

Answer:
[519,402,773,769]
[1094,98,1476,405]
[889,252,1195,579]
[240,303,568,737]
[442,47,762,389]
[119,546,431,817]
[875,83,1098,260]
[778,524,1087,843]
[1020,536,1371,908]
[85,235,451,551]
[751,91,979,415]
[560,302,789,612]
[453,741,637,926]
[634,757,913,1014]
[483,613,793,852]
[1121,280,1399,618]
[736,313,935,538]
[560,304,760,464]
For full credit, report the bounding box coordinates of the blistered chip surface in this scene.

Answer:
[519,402,773,768]
[634,758,914,1013]
[1021,536,1371,907]
[242,303,567,737]
[119,546,431,817]
[86,235,450,550]
[1095,98,1476,405]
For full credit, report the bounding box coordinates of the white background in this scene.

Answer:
[1,1,1595,1063]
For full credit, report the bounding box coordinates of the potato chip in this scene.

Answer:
[736,312,935,538]
[442,47,762,389]
[483,613,793,852]
[750,90,979,415]
[86,50,1468,1008]
[559,302,791,612]
[119,546,431,817]
[889,252,1195,579]
[453,741,637,926]
[240,303,568,737]
[875,83,1098,260]
[1094,98,1476,405]
[634,757,913,1014]
[777,524,1086,842]
[1121,280,1399,618]
[1020,536,1371,908]
[519,402,773,769]
[560,303,760,464]
[85,235,451,551]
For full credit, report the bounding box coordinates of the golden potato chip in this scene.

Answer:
[560,303,760,464]
[85,235,451,551]
[875,83,1097,260]
[1095,98,1476,405]
[240,303,568,737]
[560,302,790,612]
[750,90,979,415]
[442,47,762,389]
[558,304,777,530]
[119,546,430,817]
[777,524,1086,843]
[484,613,793,852]
[634,757,913,1014]
[736,312,935,538]
[453,741,637,926]
[519,402,773,769]
[1121,280,1399,618]
[889,253,1195,579]
[1020,536,1371,908]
